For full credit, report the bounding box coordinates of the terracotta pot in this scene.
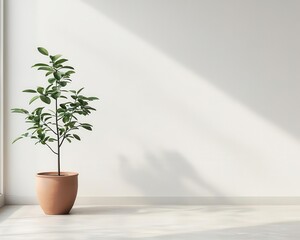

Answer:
[36,172,78,215]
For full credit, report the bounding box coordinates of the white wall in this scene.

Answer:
[4,0,300,204]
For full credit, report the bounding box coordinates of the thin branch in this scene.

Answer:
[43,121,57,136]
[59,127,73,147]
[59,125,77,147]
[59,135,66,147]
[45,142,58,155]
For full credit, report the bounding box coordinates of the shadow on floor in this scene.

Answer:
[0,206,22,223]
[2,205,298,239]
[129,221,300,240]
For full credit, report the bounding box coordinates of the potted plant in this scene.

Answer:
[12,47,98,215]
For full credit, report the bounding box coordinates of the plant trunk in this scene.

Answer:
[57,140,60,176]
[55,98,61,176]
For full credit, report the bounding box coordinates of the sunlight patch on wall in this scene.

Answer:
[31,0,300,196]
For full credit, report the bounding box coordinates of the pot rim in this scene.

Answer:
[37,172,79,178]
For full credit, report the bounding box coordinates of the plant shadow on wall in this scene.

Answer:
[119,150,226,200]
[82,0,300,138]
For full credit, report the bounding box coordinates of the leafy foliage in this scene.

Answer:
[12,47,99,173]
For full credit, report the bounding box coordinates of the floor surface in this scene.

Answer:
[0,205,300,239]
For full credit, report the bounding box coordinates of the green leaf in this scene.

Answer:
[22,132,29,137]
[32,63,49,68]
[23,89,36,93]
[51,91,61,99]
[34,116,40,123]
[68,121,76,128]
[57,108,65,113]
[77,88,84,94]
[35,107,44,115]
[38,133,45,140]
[40,95,51,104]
[78,99,88,106]
[27,126,37,131]
[37,87,44,94]
[37,47,49,56]
[73,134,81,141]
[44,116,52,122]
[55,59,68,65]
[47,78,56,84]
[37,128,43,134]
[63,115,70,123]
[59,128,65,134]
[77,95,88,100]
[51,86,58,91]
[41,113,51,119]
[87,97,99,101]
[70,102,80,108]
[81,123,92,126]
[51,54,62,62]
[85,106,96,111]
[45,71,53,77]
[59,81,67,87]
[41,136,50,144]
[38,66,53,71]
[65,70,75,75]
[12,136,23,144]
[81,125,92,131]
[11,108,29,114]
[60,66,74,70]
[54,71,62,80]
[29,95,39,104]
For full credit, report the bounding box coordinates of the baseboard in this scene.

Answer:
[5,196,300,205]
[0,194,4,207]
[75,196,300,205]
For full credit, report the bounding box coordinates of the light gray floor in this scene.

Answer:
[0,205,300,239]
